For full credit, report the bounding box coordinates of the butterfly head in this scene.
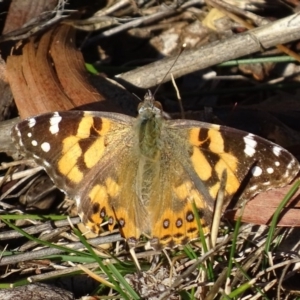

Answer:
[137,91,163,121]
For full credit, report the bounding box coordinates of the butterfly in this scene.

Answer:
[11,92,300,250]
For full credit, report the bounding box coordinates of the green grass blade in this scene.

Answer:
[72,227,137,299]
[192,201,214,282]
[106,263,140,299]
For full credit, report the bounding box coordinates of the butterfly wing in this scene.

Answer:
[173,120,299,202]
[11,111,151,243]
[148,156,214,249]
[146,119,300,249]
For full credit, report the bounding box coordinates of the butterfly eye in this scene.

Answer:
[153,101,163,111]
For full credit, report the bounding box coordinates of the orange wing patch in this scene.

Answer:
[58,116,113,183]
[84,177,142,243]
[58,136,83,183]
[188,127,240,198]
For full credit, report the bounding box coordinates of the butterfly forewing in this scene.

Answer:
[167,120,299,206]
[12,111,132,192]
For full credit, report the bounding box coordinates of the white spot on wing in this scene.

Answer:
[272,146,282,157]
[287,160,295,170]
[275,161,280,167]
[28,118,36,128]
[27,132,32,138]
[262,181,270,186]
[31,140,38,146]
[243,134,257,157]
[16,128,22,137]
[49,112,62,134]
[249,184,258,191]
[43,161,51,168]
[251,166,262,177]
[267,167,274,174]
[41,142,50,152]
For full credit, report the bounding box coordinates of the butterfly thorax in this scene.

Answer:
[136,93,163,161]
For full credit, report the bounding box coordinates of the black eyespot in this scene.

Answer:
[100,207,106,218]
[108,216,114,225]
[176,218,183,228]
[119,218,125,227]
[163,219,170,229]
[186,211,194,222]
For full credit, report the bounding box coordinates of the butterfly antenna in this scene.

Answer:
[152,43,186,97]
[170,73,185,119]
